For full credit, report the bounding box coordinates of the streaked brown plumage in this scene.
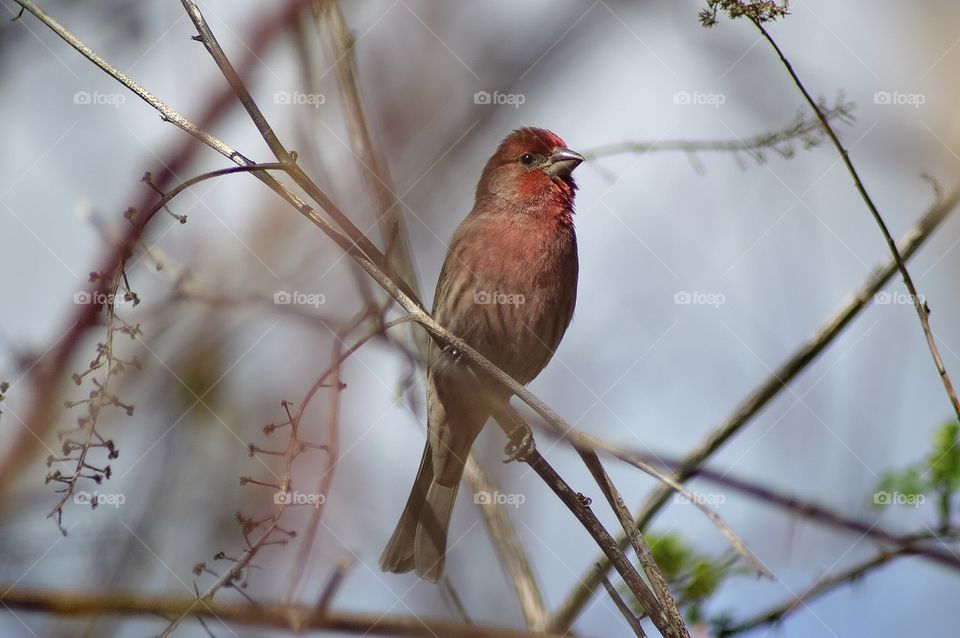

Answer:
[379,128,583,581]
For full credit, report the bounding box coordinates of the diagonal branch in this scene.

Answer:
[604,445,960,573]
[550,183,960,631]
[718,545,917,636]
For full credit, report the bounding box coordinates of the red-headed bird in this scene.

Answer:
[379,128,583,581]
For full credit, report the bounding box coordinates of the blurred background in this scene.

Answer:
[1,0,959,636]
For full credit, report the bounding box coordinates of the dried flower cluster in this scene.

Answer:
[699,0,790,27]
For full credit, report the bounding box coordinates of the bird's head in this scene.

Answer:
[476,127,583,212]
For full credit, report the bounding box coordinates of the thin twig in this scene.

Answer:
[582,100,853,163]
[485,402,688,638]
[312,556,355,618]
[596,564,648,638]
[521,446,679,637]
[577,449,688,635]
[284,315,368,601]
[439,578,473,625]
[159,397,304,636]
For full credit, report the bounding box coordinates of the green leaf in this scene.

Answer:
[625,532,740,626]
[645,533,693,580]
[685,559,725,600]
[927,421,960,493]
[874,467,928,507]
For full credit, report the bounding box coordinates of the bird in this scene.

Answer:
[379,127,583,582]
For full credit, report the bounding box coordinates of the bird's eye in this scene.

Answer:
[519,153,535,166]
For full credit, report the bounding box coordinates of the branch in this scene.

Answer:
[597,564,648,637]
[550,183,960,631]
[718,547,908,636]
[582,99,854,166]
[284,314,374,601]
[0,586,570,638]
[463,456,549,631]
[577,448,688,633]
[608,446,960,573]
[574,432,772,580]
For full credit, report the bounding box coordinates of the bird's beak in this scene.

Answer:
[545,147,584,179]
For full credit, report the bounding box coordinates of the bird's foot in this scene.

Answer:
[502,421,536,463]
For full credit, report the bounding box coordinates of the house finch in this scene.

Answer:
[379,127,583,582]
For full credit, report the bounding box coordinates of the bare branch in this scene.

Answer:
[596,564,648,638]
[0,586,571,638]
[718,546,913,636]
[551,183,960,630]
[582,98,854,167]
[463,456,549,631]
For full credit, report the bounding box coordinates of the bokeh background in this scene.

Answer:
[1,0,959,636]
